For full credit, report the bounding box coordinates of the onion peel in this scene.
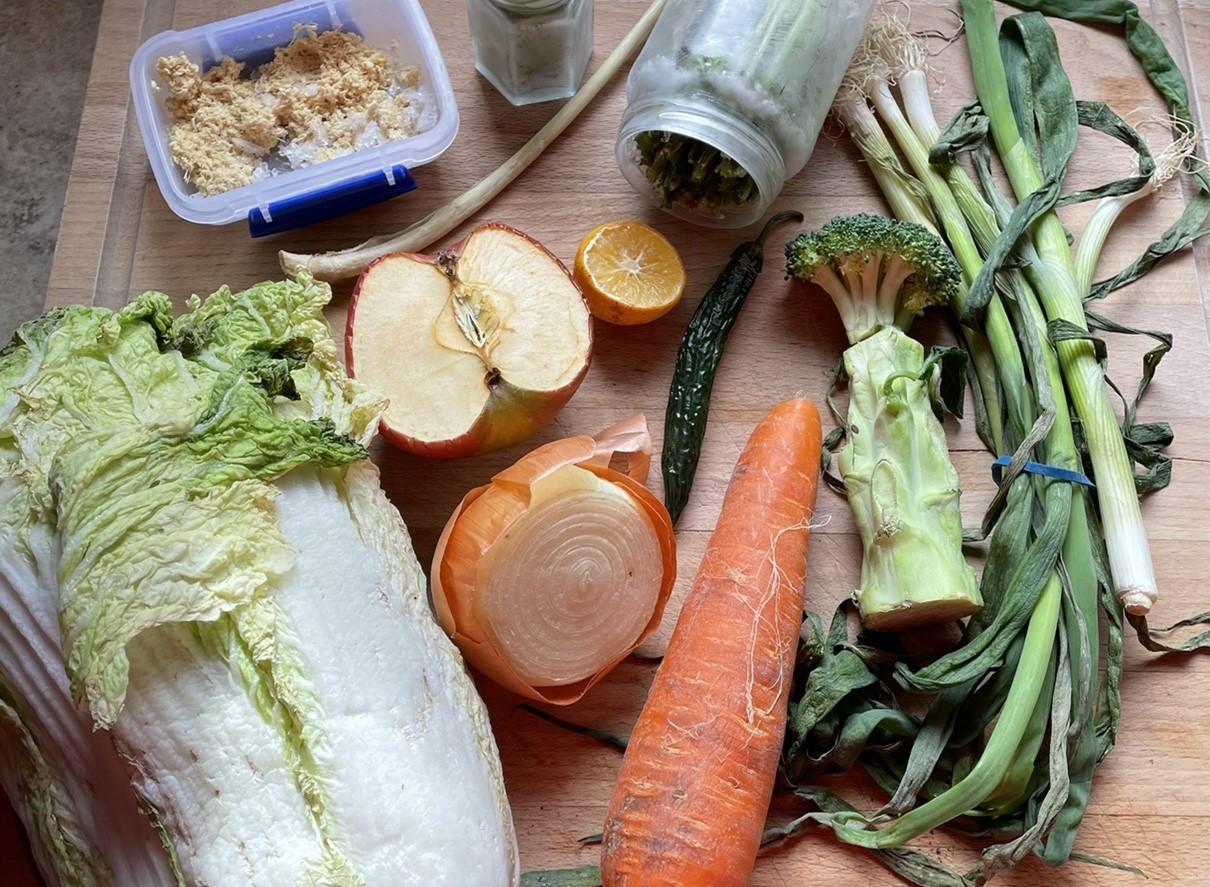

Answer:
[432,415,675,704]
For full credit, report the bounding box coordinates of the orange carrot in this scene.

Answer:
[602,398,823,887]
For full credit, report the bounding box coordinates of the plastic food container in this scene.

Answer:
[615,0,876,228]
[130,0,458,236]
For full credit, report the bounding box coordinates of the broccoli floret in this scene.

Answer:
[785,213,961,343]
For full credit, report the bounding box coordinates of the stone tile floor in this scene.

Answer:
[1,0,103,340]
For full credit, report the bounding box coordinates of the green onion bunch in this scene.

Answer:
[781,2,1210,883]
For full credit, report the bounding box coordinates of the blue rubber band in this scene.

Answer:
[991,456,1095,488]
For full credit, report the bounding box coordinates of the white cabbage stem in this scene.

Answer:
[280,0,668,282]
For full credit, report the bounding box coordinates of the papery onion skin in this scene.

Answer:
[432,429,676,705]
[477,476,664,686]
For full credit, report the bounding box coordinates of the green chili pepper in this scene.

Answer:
[661,211,803,523]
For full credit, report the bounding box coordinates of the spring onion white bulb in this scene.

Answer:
[1074,120,1200,295]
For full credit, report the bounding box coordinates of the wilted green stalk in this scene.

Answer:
[997,257,1101,816]
[635,132,759,213]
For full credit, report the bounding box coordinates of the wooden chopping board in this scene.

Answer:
[11,0,1210,883]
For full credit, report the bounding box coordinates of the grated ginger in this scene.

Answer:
[158,28,432,197]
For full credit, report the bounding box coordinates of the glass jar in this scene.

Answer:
[616,0,876,228]
[467,0,594,106]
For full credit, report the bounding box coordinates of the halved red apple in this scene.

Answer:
[347,224,594,458]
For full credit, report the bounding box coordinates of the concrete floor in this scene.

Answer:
[1,0,103,340]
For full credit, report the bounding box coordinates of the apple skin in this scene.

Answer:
[346,223,594,460]
[376,370,592,460]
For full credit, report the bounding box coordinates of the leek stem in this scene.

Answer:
[1075,124,1197,295]
[835,97,937,231]
[867,79,982,283]
[1072,185,1153,296]
[962,0,1158,614]
[989,280,1100,812]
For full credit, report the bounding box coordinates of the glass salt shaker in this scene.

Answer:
[466,0,594,106]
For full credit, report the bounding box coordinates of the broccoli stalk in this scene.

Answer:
[787,214,982,630]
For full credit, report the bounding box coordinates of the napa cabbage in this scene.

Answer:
[0,276,517,886]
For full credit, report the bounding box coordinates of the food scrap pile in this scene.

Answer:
[9,1,1210,887]
[158,28,434,196]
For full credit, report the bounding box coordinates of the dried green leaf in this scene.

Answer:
[783,787,976,887]
[1055,101,1154,206]
[1127,611,1210,653]
[925,346,971,420]
[930,102,990,166]
[882,682,975,815]
[520,866,602,887]
[1047,319,1107,363]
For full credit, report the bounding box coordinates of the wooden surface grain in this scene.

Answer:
[12,0,1210,884]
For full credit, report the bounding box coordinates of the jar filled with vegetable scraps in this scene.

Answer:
[467,0,594,105]
[616,0,876,227]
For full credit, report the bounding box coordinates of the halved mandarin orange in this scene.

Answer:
[574,221,687,325]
